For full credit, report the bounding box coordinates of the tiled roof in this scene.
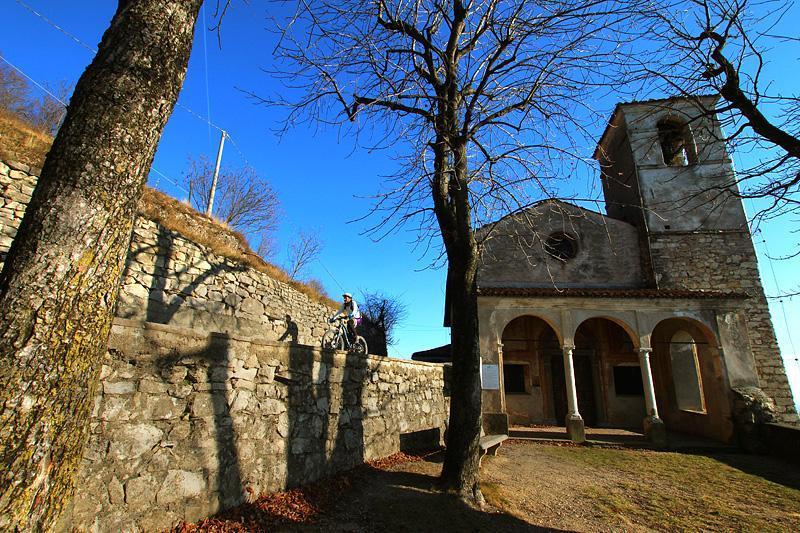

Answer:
[477,287,749,299]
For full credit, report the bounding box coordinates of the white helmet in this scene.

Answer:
[343,293,352,299]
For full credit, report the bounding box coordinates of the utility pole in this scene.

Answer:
[206,129,226,217]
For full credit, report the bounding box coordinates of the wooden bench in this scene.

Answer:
[479,433,508,465]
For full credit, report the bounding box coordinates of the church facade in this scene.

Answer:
[476,96,797,444]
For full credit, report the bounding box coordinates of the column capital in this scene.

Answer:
[638,346,653,354]
[562,342,576,352]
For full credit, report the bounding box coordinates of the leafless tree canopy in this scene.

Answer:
[267,0,638,246]
[285,228,323,280]
[359,291,408,346]
[634,0,800,222]
[0,62,29,115]
[184,155,281,240]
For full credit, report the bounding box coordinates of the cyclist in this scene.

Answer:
[330,293,362,345]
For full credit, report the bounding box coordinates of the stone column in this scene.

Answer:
[563,344,585,443]
[639,347,667,447]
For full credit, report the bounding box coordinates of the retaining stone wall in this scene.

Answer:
[0,158,334,345]
[649,231,798,424]
[0,159,37,263]
[63,319,448,531]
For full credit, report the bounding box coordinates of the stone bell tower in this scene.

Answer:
[594,95,798,424]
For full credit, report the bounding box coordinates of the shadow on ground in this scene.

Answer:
[296,466,564,533]
[700,452,800,491]
[177,452,568,532]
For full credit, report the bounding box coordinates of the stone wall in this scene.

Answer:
[0,158,334,345]
[63,319,448,531]
[2,156,450,531]
[649,231,798,424]
[0,159,37,264]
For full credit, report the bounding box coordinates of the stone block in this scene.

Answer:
[109,424,163,460]
[108,476,125,505]
[142,395,186,420]
[139,379,169,394]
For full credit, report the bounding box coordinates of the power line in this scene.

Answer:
[757,229,798,357]
[225,132,253,168]
[14,0,97,54]
[0,53,67,106]
[150,167,189,195]
[201,4,213,149]
[13,0,228,136]
[11,0,264,193]
[317,259,345,293]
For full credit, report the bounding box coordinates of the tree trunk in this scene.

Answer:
[439,257,483,502]
[432,135,483,502]
[0,1,202,529]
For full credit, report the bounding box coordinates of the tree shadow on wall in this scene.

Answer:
[284,343,367,490]
[119,224,247,324]
[157,333,245,510]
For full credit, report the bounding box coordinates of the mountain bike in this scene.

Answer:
[322,317,368,355]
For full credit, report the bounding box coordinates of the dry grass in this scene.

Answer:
[0,110,337,309]
[0,109,52,169]
[482,441,800,532]
[140,189,338,308]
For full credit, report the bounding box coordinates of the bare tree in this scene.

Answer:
[634,0,800,221]
[28,81,73,135]
[267,0,637,500]
[359,291,408,355]
[0,1,205,529]
[0,61,29,115]
[285,228,323,280]
[0,62,72,135]
[184,155,281,239]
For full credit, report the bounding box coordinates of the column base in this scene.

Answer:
[566,415,586,443]
[644,416,667,448]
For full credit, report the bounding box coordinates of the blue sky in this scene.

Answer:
[2,1,798,407]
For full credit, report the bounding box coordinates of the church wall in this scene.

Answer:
[649,231,798,424]
[636,163,747,232]
[598,124,643,227]
[478,203,645,289]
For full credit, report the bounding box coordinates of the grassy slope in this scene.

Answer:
[0,111,336,308]
[484,442,800,532]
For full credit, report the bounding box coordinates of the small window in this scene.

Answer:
[670,331,706,412]
[503,364,527,394]
[657,118,697,166]
[544,232,577,261]
[613,366,644,396]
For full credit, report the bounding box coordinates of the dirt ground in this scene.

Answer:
[178,440,800,532]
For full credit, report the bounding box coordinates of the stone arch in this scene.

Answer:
[571,317,642,428]
[649,316,733,442]
[572,314,640,350]
[497,311,564,347]
[500,315,563,426]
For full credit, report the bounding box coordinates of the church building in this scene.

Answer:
[474,96,797,444]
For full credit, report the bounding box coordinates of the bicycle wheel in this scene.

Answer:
[351,336,368,356]
[321,330,343,350]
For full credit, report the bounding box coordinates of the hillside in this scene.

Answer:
[0,110,336,307]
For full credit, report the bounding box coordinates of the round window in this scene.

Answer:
[544,232,577,261]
